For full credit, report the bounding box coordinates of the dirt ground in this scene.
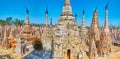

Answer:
[96,46,120,59]
[0,46,20,59]
[0,45,120,59]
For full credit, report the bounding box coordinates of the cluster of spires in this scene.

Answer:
[45,9,52,27]
[25,8,52,28]
[81,3,109,33]
[3,0,109,39]
[24,0,109,32]
[62,0,110,32]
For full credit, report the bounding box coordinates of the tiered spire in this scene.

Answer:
[23,8,32,31]
[80,10,86,33]
[45,9,48,26]
[26,8,30,25]
[89,8,101,42]
[90,9,100,29]
[104,3,109,32]
[100,2,112,56]
[50,18,52,28]
[80,10,88,48]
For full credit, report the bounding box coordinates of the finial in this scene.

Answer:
[94,7,98,15]
[95,6,97,12]
[75,14,77,20]
[50,18,52,25]
[105,0,110,10]
[75,14,77,17]
[82,10,85,24]
[46,5,48,14]
[46,9,48,14]
[45,7,48,26]
[26,8,29,14]
[82,10,85,15]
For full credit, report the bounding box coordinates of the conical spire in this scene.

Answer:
[104,2,109,32]
[100,1,112,55]
[45,9,48,26]
[80,10,86,33]
[50,18,52,27]
[90,9,100,29]
[81,10,85,27]
[26,8,30,25]
[89,8,101,41]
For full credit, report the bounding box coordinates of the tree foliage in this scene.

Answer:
[13,19,24,26]
[0,19,6,25]
[6,17,12,25]
[33,40,43,50]
[0,17,24,26]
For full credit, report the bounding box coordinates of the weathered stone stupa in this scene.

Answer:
[100,3,112,56]
[53,0,82,59]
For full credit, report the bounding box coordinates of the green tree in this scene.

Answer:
[13,19,19,26]
[0,19,6,25]
[33,40,43,50]
[6,17,12,25]
[19,20,24,26]
[13,19,24,26]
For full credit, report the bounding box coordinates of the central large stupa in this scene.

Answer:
[53,0,83,59]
